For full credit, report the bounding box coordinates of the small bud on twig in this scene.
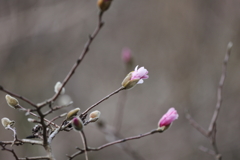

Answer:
[54,82,65,94]
[66,108,80,120]
[5,94,19,109]
[72,117,83,131]
[97,0,112,12]
[121,48,132,64]
[89,110,101,122]
[1,117,15,129]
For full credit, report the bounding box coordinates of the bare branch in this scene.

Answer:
[208,42,233,134]
[79,131,88,160]
[0,86,37,108]
[67,129,160,159]
[38,12,105,108]
[185,112,208,137]
[19,156,50,160]
[0,143,19,160]
[81,87,124,117]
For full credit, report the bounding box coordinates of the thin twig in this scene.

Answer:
[98,121,146,160]
[79,131,88,160]
[185,112,208,137]
[18,156,50,160]
[38,12,105,108]
[67,129,160,159]
[0,86,37,108]
[81,87,124,117]
[186,42,233,160]
[18,105,59,128]
[0,143,19,160]
[208,42,233,134]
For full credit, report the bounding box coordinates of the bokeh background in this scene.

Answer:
[0,0,240,159]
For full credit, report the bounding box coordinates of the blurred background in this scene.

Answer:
[0,0,240,159]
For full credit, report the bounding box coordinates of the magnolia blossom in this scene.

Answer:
[131,65,149,84]
[158,108,178,128]
[121,48,132,63]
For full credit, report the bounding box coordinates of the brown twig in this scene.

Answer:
[186,42,233,160]
[81,87,124,117]
[18,105,59,128]
[67,129,160,160]
[208,42,233,134]
[37,12,105,108]
[18,156,50,160]
[98,121,146,160]
[79,131,88,160]
[0,143,19,160]
[0,86,37,108]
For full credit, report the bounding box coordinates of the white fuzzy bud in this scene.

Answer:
[5,95,19,109]
[54,82,65,94]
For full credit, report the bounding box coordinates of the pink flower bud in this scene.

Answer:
[121,48,132,63]
[72,117,83,131]
[121,65,149,89]
[130,65,149,84]
[158,108,178,128]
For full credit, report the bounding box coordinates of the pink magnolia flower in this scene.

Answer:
[121,48,132,63]
[130,65,149,84]
[158,108,178,128]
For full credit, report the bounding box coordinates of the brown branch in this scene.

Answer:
[186,42,233,160]
[18,156,50,160]
[38,12,105,108]
[79,131,88,160]
[0,86,37,108]
[18,105,59,128]
[185,112,208,137]
[0,143,19,160]
[208,42,233,134]
[81,87,124,117]
[97,121,146,160]
[67,129,160,160]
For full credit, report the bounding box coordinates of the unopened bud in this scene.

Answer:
[66,108,80,120]
[89,110,101,122]
[54,82,65,94]
[28,118,37,123]
[121,72,139,89]
[72,117,83,131]
[97,0,112,12]
[1,117,15,129]
[5,95,19,109]
[121,48,132,64]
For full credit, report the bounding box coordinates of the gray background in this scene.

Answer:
[0,0,240,159]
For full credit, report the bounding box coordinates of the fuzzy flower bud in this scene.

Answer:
[66,108,80,120]
[54,82,65,94]
[1,117,15,129]
[97,0,112,12]
[157,108,178,131]
[121,48,132,64]
[89,110,101,122]
[72,117,83,131]
[5,95,19,109]
[121,65,149,89]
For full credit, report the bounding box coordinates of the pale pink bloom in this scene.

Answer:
[130,65,149,84]
[158,108,178,127]
[121,48,132,63]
